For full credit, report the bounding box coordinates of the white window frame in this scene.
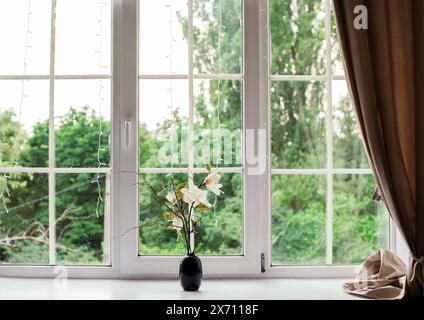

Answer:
[0,0,117,278]
[259,0,399,278]
[119,0,261,276]
[0,0,402,279]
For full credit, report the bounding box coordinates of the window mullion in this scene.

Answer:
[243,0,262,272]
[117,0,139,271]
[259,0,271,272]
[48,0,57,266]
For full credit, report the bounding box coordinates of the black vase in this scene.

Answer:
[179,254,202,291]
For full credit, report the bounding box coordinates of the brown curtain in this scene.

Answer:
[333,0,423,299]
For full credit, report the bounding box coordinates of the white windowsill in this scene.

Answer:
[0,278,359,300]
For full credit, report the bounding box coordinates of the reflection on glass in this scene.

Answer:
[0,173,49,264]
[271,81,326,169]
[56,173,109,265]
[270,0,326,75]
[139,173,243,255]
[272,174,326,265]
[333,174,389,264]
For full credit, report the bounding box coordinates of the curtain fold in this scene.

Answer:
[333,0,423,299]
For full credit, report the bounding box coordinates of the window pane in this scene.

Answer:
[139,173,243,255]
[331,10,344,76]
[54,80,111,168]
[139,80,188,168]
[333,81,369,168]
[272,174,326,265]
[0,173,49,264]
[0,80,49,167]
[139,0,188,75]
[55,0,112,75]
[333,174,389,265]
[193,0,242,74]
[56,173,110,265]
[196,173,243,255]
[194,80,242,167]
[270,0,326,75]
[271,81,326,169]
[0,0,51,75]
[139,173,187,255]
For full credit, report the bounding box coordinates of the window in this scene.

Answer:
[268,0,389,267]
[0,0,394,278]
[138,0,243,256]
[0,0,112,266]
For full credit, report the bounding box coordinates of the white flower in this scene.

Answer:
[204,171,223,196]
[181,184,212,208]
[170,216,183,231]
[166,191,177,205]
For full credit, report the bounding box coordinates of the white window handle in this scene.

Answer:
[124,120,132,149]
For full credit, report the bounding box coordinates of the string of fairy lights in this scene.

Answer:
[94,0,108,218]
[0,0,33,215]
[212,0,224,224]
[166,0,175,169]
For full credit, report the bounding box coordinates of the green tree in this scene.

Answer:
[0,107,110,264]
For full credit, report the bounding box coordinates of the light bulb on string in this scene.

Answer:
[212,0,223,226]
[166,0,176,171]
[94,0,106,218]
[1,0,33,215]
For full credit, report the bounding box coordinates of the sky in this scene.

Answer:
[0,0,347,135]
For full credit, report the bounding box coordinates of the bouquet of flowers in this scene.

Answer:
[142,165,223,255]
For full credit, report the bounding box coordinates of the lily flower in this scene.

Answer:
[204,171,223,196]
[170,216,183,232]
[166,191,178,205]
[181,185,212,208]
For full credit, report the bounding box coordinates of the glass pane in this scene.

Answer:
[0,0,51,75]
[271,81,326,169]
[272,174,326,265]
[56,173,110,265]
[0,173,49,264]
[194,80,242,167]
[139,173,243,255]
[139,80,188,168]
[0,80,49,167]
[270,0,326,75]
[139,0,188,75]
[139,173,187,255]
[331,10,344,76]
[54,80,111,168]
[196,172,243,255]
[55,0,112,75]
[333,174,389,265]
[333,80,369,168]
[193,0,242,74]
